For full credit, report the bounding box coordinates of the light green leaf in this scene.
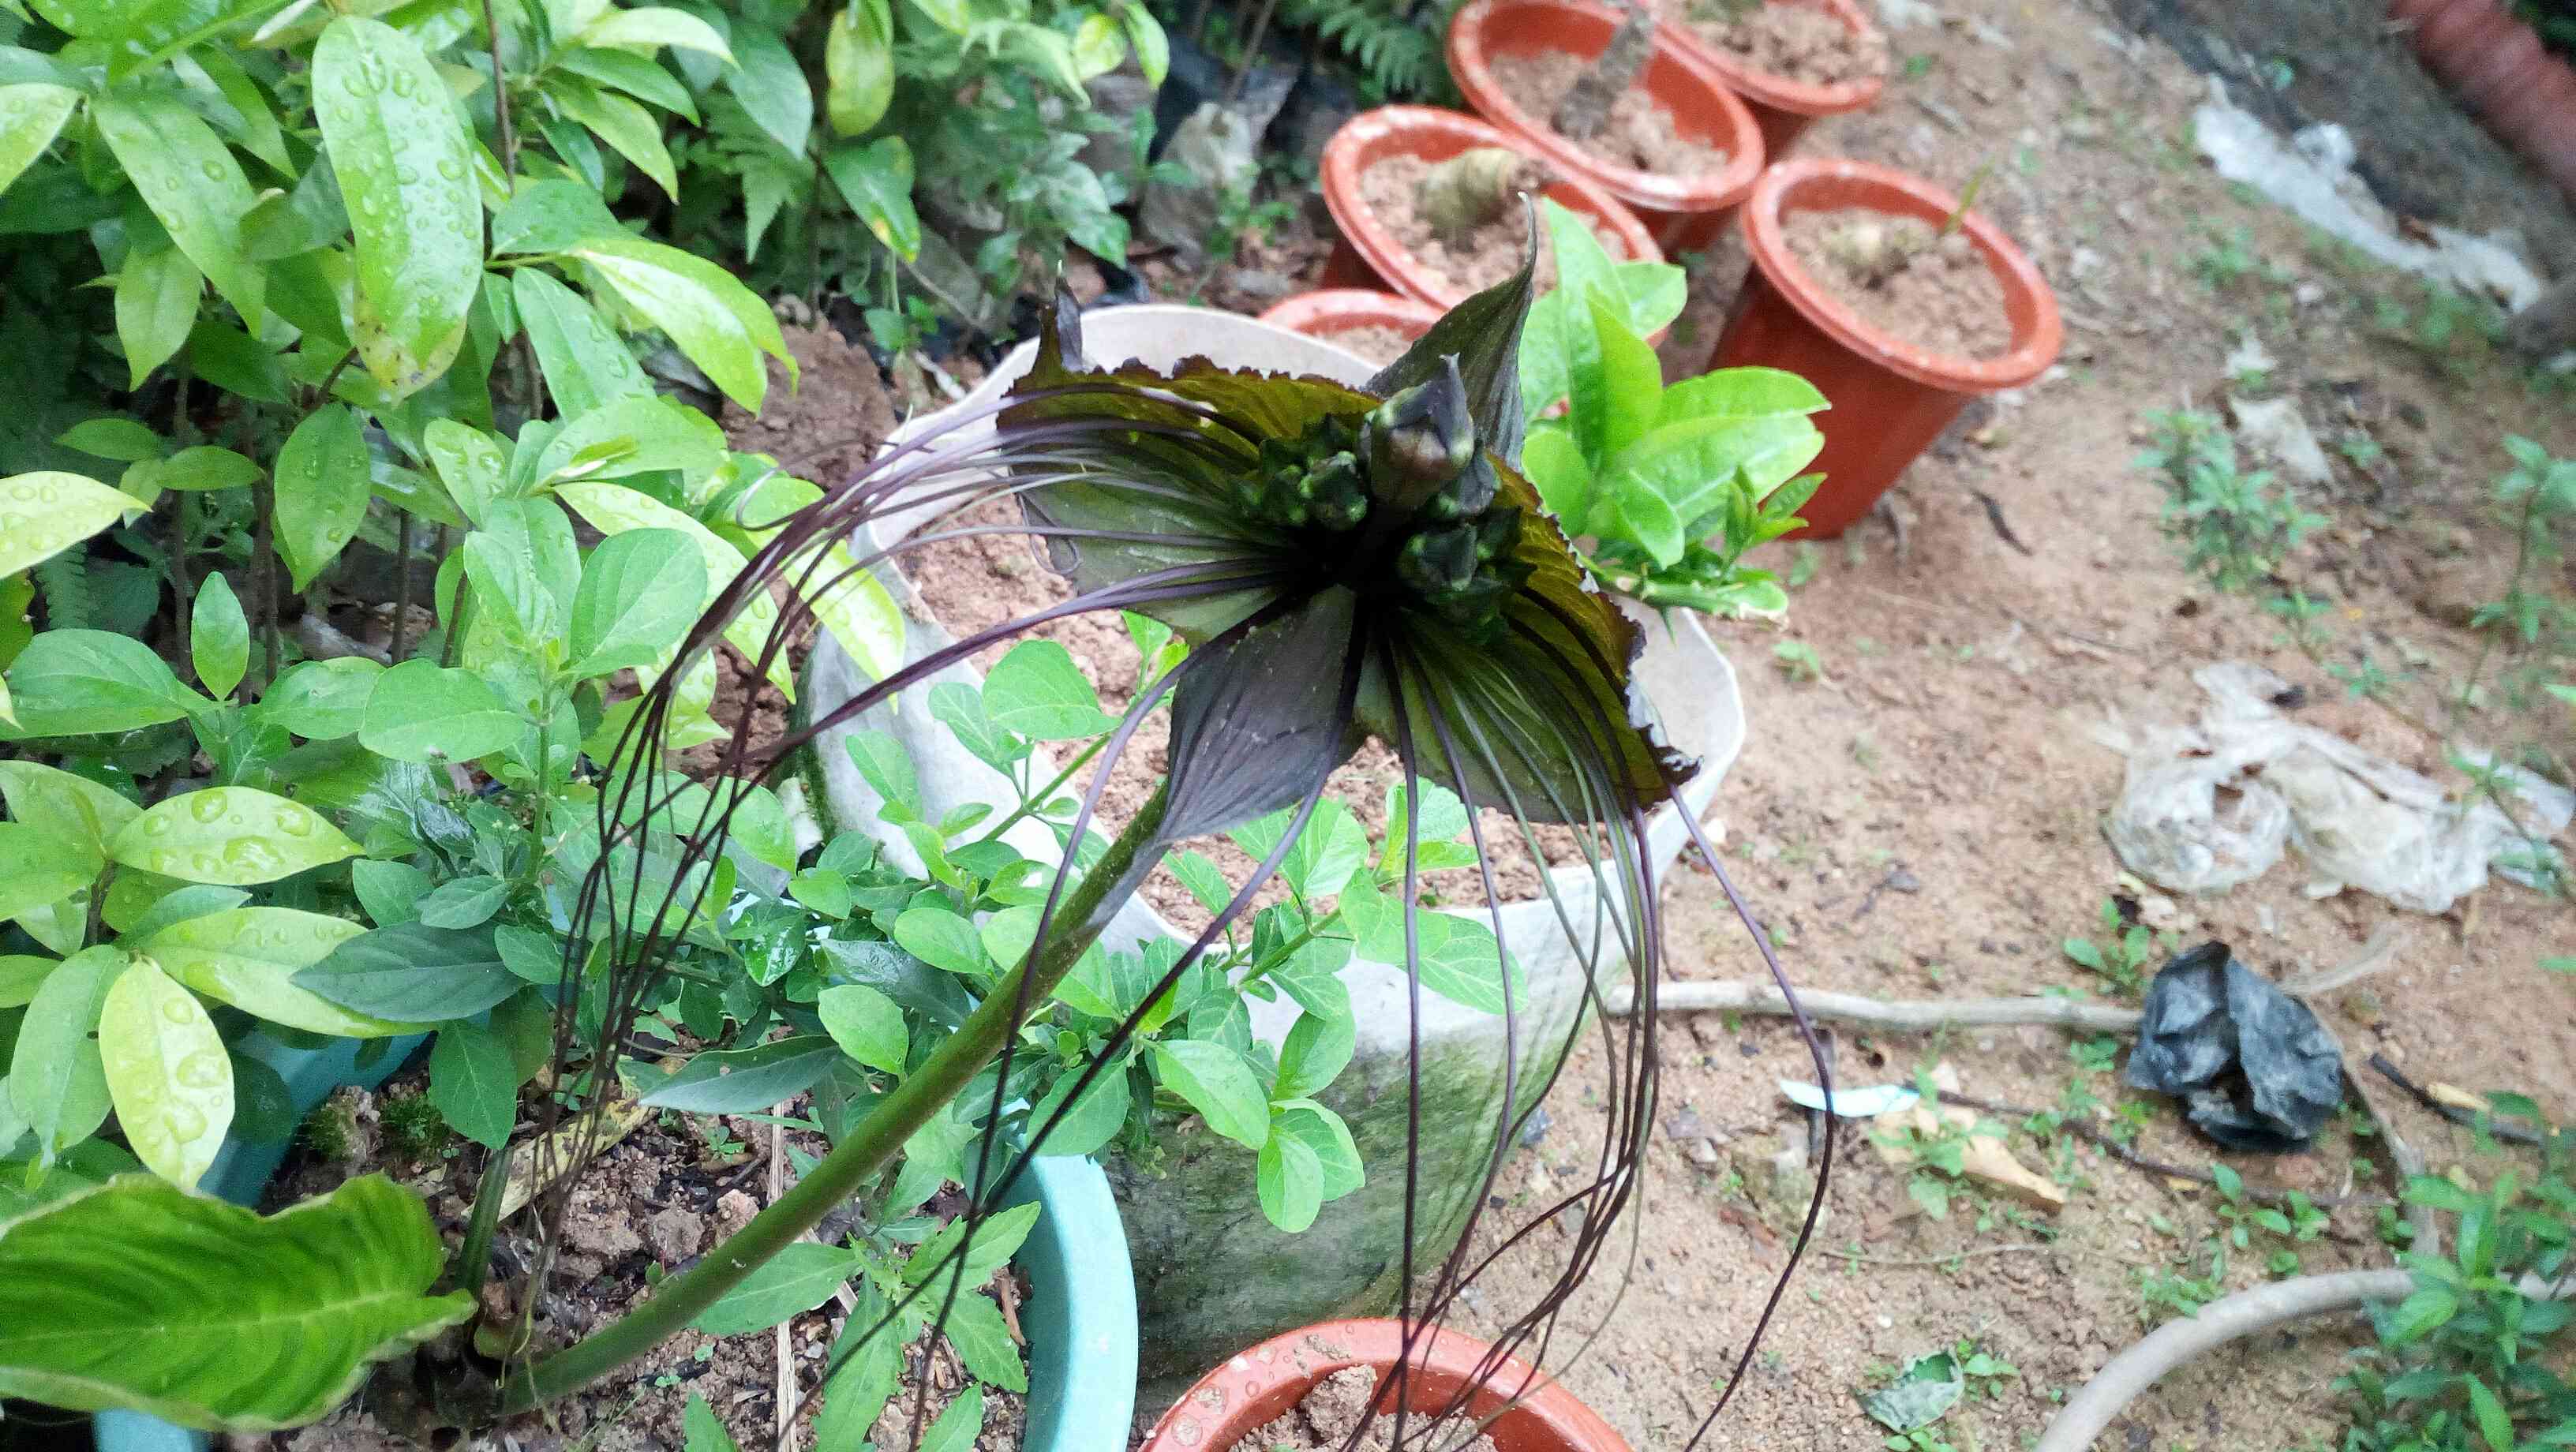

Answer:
[274,404,371,591]
[570,235,792,410]
[110,787,360,887]
[1027,1056,1128,1156]
[138,908,417,1038]
[983,640,1114,739]
[0,956,56,1010]
[537,395,727,483]
[8,945,124,1163]
[2466,1375,2512,1452]
[842,727,919,818]
[91,92,265,334]
[1274,1100,1361,1199]
[1150,1039,1269,1151]
[315,16,482,397]
[683,1392,739,1452]
[799,539,907,685]
[1256,1126,1323,1231]
[578,5,735,58]
[360,660,523,763]
[568,528,704,677]
[1520,428,1592,536]
[917,1385,982,1452]
[1071,12,1125,77]
[157,447,264,492]
[0,630,207,739]
[420,418,507,528]
[1272,1007,1353,1102]
[823,135,919,260]
[114,243,202,387]
[0,1173,474,1431]
[902,1200,1039,1288]
[893,908,986,978]
[414,874,507,930]
[1655,366,1830,426]
[427,1021,515,1149]
[554,481,792,698]
[728,19,812,154]
[58,417,167,462]
[817,982,907,1074]
[117,885,249,945]
[0,83,78,198]
[1608,414,1825,535]
[256,657,383,741]
[1578,291,1661,465]
[489,177,625,255]
[549,77,680,200]
[462,530,559,653]
[691,1241,863,1335]
[939,1291,1026,1391]
[190,572,248,698]
[1118,0,1168,84]
[1605,466,1687,567]
[822,0,890,138]
[2385,1285,2457,1344]
[512,268,652,421]
[0,471,137,580]
[814,1293,902,1449]
[97,958,231,1189]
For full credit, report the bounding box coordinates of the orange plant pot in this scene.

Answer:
[1320,106,1664,310]
[1136,1319,1633,1452]
[1712,157,2061,538]
[1255,288,1445,354]
[1446,0,1764,255]
[1657,0,1887,159]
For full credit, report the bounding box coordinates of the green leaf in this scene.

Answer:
[641,1035,840,1112]
[0,762,137,866]
[814,1290,902,1449]
[58,417,167,462]
[1234,799,1368,900]
[415,874,507,930]
[274,405,371,592]
[427,1021,515,1149]
[1256,1127,1323,1232]
[917,1384,983,1452]
[0,956,55,1010]
[314,16,481,396]
[940,1286,1026,1388]
[512,268,652,421]
[0,629,207,739]
[1119,1,1169,83]
[360,660,523,763]
[567,528,703,677]
[156,446,264,492]
[691,1241,863,1335]
[139,908,417,1038]
[983,640,1114,739]
[1150,1039,1269,1150]
[348,860,432,927]
[822,135,919,261]
[1273,1007,1353,1102]
[548,77,680,201]
[8,945,123,1163]
[822,0,891,137]
[553,481,791,698]
[2466,1375,2513,1452]
[293,923,515,1023]
[1576,291,1661,466]
[92,91,264,333]
[1656,366,1830,426]
[1274,1101,1361,1199]
[817,982,907,1074]
[843,727,920,819]
[97,958,231,1189]
[728,19,813,154]
[1027,1056,1127,1156]
[0,83,78,198]
[0,471,136,581]
[570,236,792,412]
[1520,428,1592,535]
[109,787,359,886]
[490,178,624,256]
[683,1392,740,1452]
[119,885,249,945]
[114,244,202,387]
[190,571,247,698]
[903,1200,1039,1289]
[2385,1285,2457,1344]
[0,1173,473,1431]
[462,530,559,654]
[579,5,735,58]
[893,908,987,978]
[257,657,383,741]
[537,395,727,483]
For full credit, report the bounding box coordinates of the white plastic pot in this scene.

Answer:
[801,305,1744,1383]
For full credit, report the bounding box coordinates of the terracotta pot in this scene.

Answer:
[1255,288,1444,358]
[1657,0,1887,159]
[2416,0,2519,89]
[2453,18,2545,112]
[2398,0,2576,206]
[2383,0,2457,23]
[1446,0,1764,254]
[1319,106,1664,309]
[1136,1319,1631,1452]
[1711,156,2061,538]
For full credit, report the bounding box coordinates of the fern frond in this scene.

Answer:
[32,550,95,631]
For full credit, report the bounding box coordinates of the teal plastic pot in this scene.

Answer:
[88,1036,1138,1451]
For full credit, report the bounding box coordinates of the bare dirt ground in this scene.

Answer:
[1409,0,2576,1447]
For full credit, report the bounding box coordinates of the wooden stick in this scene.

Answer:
[1605,979,2142,1032]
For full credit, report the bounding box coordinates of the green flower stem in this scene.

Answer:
[975,732,1114,848]
[500,782,1171,1413]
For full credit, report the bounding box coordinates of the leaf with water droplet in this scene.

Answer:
[91,91,265,338]
[273,404,370,592]
[567,236,794,412]
[0,84,83,210]
[99,957,232,1189]
[314,15,480,398]
[109,787,360,886]
[190,571,249,700]
[7,945,126,1169]
[140,908,420,1038]
[0,471,140,583]
[0,629,208,740]
[554,481,792,700]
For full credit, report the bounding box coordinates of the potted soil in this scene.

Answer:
[800,304,1744,1384]
[1135,1318,1630,1452]
[1447,0,1766,254]
[1653,0,1889,159]
[1709,156,2061,537]
[1256,288,1446,365]
[1317,106,1664,309]
[87,1043,1140,1452]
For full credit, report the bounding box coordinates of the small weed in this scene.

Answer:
[2061,897,2168,996]
[1786,541,1823,589]
[1902,52,1936,79]
[2136,409,2328,593]
[2189,226,2284,289]
[2211,1164,2327,1275]
[1875,1068,2004,1221]
[1773,640,1826,683]
[379,1091,454,1162]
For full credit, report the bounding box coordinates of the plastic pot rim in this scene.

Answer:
[1657,0,1889,118]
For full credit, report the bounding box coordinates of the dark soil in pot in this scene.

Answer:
[1354,154,1617,297]
[1661,0,1889,85]
[236,1070,1032,1452]
[1485,50,1737,178]
[898,500,1588,930]
[1229,1366,1500,1452]
[1780,207,2012,359]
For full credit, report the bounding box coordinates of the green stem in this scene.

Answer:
[500,783,1172,1413]
[975,732,1114,847]
[452,1144,511,1305]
